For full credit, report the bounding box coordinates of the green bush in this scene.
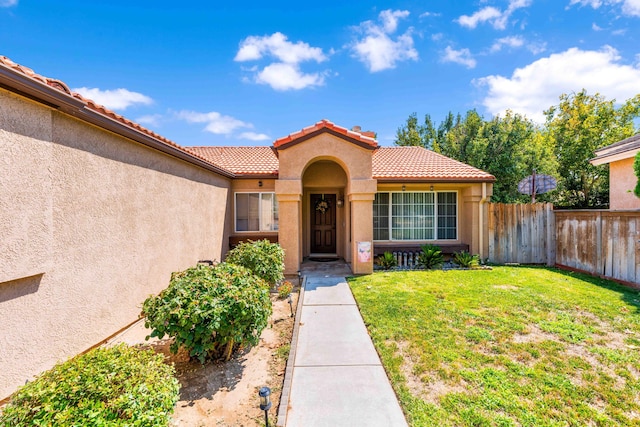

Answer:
[377,251,398,270]
[142,263,272,363]
[0,344,179,426]
[277,281,293,299]
[417,244,444,269]
[225,240,285,286]
[452,250,480,268]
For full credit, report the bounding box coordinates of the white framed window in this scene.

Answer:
[235,193,279,232]
[373,191,457,241]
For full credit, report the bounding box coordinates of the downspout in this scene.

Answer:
[479,182,488,261]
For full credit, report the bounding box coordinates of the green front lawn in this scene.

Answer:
[348,267,640,426]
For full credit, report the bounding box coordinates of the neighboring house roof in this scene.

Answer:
[189,144,495,182]
[187,146,279,176]
[373,147,495,182]
[273,119,378,150]
[0,56,234,178]
[591,133,640,166]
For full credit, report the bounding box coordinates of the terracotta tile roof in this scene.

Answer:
[273,119,378,149]
[373,147,495,181]
[187,146,279,176]
[0,56,234,178]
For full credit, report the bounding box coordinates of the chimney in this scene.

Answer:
[362,131,376,138]
[351,125,362,133]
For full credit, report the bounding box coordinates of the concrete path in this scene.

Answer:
[284,274,408,427]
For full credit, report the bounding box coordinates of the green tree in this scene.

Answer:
[394,113,438,149]
[439,109,485,164]
[476,111,554,202]
[545,90,640,208]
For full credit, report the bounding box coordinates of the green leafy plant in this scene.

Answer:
[634,151,640,199]
[0,344,179,426]
[277,281,293,299]
[225,240,285,286]
[142,263,272,362]
[452,250,480,268]
[377,251,398,270]
[417,244,444,269]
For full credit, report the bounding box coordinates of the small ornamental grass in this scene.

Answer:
[452,250,480,268]
[417,244,444,269]
[225,240,285,286]
[0,344,179,427]
[142,263,272,363]
[377,251,398,270]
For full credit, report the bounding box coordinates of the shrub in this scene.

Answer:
[277,281,293,299]
[452,250,480,268]
[0,344,179,426]
[225,240,285,286]
[377,251,398,270]
[417,244,444,269]
[142,263,272,362]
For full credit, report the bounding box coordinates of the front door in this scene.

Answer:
[310,194,337,253]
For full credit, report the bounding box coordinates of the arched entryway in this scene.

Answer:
[302,160,348,259]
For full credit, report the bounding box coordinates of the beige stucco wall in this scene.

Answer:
[610,157,640,210]
[0,89,232,398]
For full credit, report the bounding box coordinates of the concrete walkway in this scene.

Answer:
[284,272,408,427]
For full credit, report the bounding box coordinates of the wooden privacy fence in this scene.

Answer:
[555,210,640,285]
[488,203,640,286]
[488,203,555,265]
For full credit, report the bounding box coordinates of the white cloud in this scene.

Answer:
[569,0,640,16]
[442,46,477,68]
[476,46,640,122]
[72,87,153,111]
[420,11,442,18]
[234,32,328,90]
[176,111,250,135]
[256,63,325,91]
[135,114,163,127]
[0,0,17,7]
[431,33,444,41]
[457,0,532,30]
[235,32,327,64]
[527,41,548,54]
[490,35,525,52]
[351,9,418,72]
[379,9,410,33]
[457,7,503,29]
[592,22,603,30]
[569,0,603,6]
[239,132,271,141]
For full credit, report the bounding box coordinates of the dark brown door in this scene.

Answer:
[310,194,336,253]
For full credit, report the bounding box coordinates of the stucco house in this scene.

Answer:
[591,134,640,210]
[0,56,494,398]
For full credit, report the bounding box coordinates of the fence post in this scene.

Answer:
[546,203,555,267]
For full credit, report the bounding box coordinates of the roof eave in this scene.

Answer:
[375,176,496,183]
[590,147,640,166]
[233,173,279,179]
[274,128,378,151]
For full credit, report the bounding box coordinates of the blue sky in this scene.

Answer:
[2,0,640,146]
